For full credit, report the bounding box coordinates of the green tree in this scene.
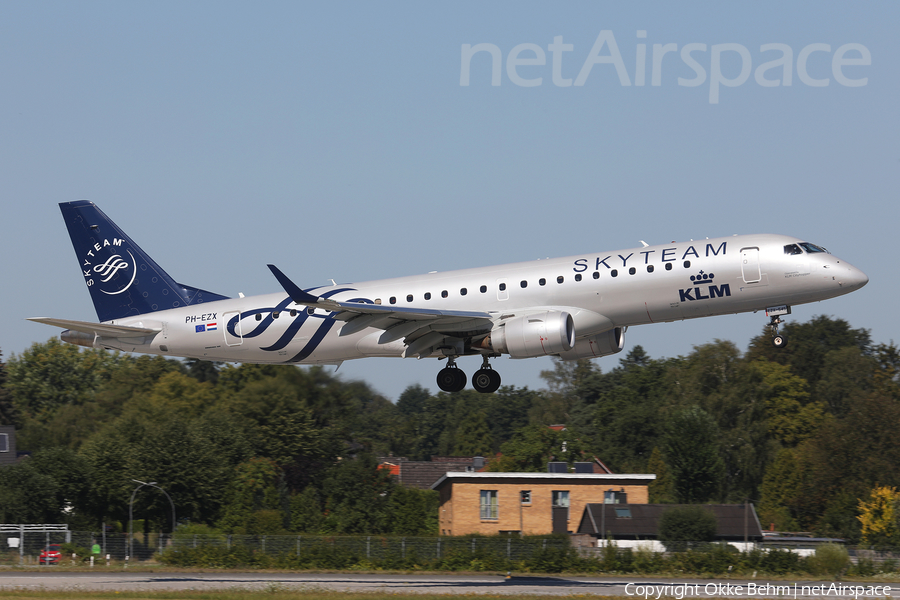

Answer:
[487,424,586,472]
[573,347,672,473]
[647,446,675,503]
[321,453,393,534]
[290,486,324,533]
[387,486,439,535]
[451,409,493,456]
[758,448,802,531]
[663,407,725,503]
[657,505,718,551]
[746,315,871,389]
[0,350,19,427]
[0,459,60,523]
[218,457,283,533]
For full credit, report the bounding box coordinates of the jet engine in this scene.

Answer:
[484,311,575,358]
[557,327,625,360]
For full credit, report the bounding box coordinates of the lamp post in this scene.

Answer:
[128,479,176,561]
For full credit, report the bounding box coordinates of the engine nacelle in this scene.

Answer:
[557,327,625,360]
[488,311,575,358]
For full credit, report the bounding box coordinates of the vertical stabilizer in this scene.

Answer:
[60,201,229,322]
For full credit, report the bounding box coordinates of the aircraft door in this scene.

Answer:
[223,311,243,346]
[741,247,761,283]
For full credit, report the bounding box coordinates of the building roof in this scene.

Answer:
[379,456,484,490]
[577,504,763,541]
[431,472,656,490]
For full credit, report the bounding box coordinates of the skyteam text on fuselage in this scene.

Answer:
[30,201,869,393]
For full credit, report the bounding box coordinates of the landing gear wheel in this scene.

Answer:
[437,367,467,393]
[472,369,502,394]
[768,314,788,349]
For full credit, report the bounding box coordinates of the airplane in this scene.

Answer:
[29,201,869,394]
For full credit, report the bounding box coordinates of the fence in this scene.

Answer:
[1,531,569,565]
[0,528,172,564]
[168,534,568,562]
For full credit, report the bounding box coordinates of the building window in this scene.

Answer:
[552,490,570,508]
[0,433,7,453]
[520,490,531,504]
[480,490,498,520]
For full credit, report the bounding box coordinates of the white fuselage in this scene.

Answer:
[95,234,867,364]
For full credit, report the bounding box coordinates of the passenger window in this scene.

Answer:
[441,290,448,298]
[425,292,431,300]
[460,288,467,296]
[520,280,527,288]
[256,313,262,321]
[629,267,636,275]
[557,276,564,284]
[575,274,582,281]
[647,265,654,273]
[390,297,397,305]
[611,270,618,277]
[273,312,280,319]
[539,278,546,286]
[374,298,382,305]
[683,260,691,268]
[407,294,413,302]
[593,272,599,279]
[665,263,672,271]
[499,283,507,291]
[480,285,487,293]
[290,309,297,317]
[784,244,803,255]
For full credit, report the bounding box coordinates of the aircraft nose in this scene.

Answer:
[842,264,869,290]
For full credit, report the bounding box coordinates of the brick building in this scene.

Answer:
[431,472,655,536]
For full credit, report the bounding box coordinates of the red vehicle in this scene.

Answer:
[39,544,61,565]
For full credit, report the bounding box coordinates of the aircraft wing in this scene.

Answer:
[268,265,494,357]
[27,317,161,338]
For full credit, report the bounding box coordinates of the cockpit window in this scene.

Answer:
[799,242,829,254]
[784,244,803,255]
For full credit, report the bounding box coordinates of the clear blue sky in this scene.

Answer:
[3,2,897,400]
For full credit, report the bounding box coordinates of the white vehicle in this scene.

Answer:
[30,201,868,393]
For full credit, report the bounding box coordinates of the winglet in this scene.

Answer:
[267,265,321,305]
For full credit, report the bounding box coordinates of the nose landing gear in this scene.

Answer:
[769,315,788,348]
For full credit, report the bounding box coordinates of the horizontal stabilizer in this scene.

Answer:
[27,317,160,338]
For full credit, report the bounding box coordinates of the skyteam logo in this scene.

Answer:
[81,238,137,296]
[678,270,731,302]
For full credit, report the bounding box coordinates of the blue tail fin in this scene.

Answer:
[60,201,230,322]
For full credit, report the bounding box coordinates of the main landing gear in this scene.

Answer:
[436,356,502,394]
[769,315,788,348]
